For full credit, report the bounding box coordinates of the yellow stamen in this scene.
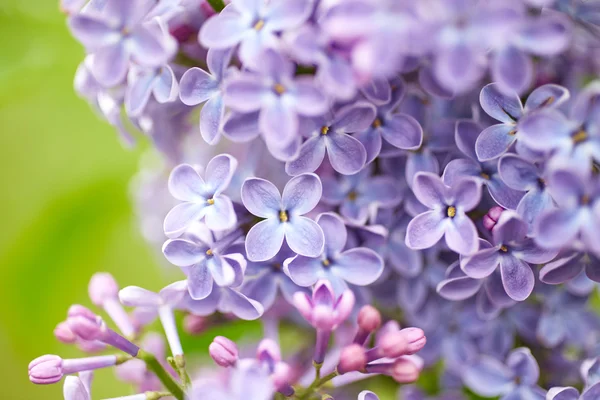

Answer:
[372,118,382,129]
[573,129,588,144]
[500,245,508,252]
[273,83,286,95]
[480,172,490,180]
[347,191,358,201]
[322,259,330,267]
[207,198,215,205]
[279,210,289,222]
[540,96,555,107]
[321,126,329,135]
[582,195,590,205]
[206,249,213,256]
[253,19,265,30]
[447,206,456,218]
[508,129,517,136]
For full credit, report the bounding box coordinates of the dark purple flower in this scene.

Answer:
[163,154,238,236]
[461,211,557,301]
[540,251,600,286]
[443,119,524,209]
[241,173,324,262]
[199,0,313,68]
[68,0,177,86]
[405,172,482,255]
[285,212,384,295]
[285,102,373,176]
[223,50,328,159]
[179,48,232,144]
[321,167,403,224]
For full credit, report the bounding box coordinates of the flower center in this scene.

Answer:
[540,96,555,107]
[322,259,330,267]
[347,191,358,201]
[572,129,588,144]
[321,126,329,135]
[207,198,215,205]
[480,172,490,180]
[500,245,508,252]
[279,210,289,222]
[508,129,517,136]
[372,118,382,129]
[206,249,213,256]
[447,206,456,218]
[273,83,286,95]
[581,194,590,205]
[272,263,281,271]
[253,19,265,31]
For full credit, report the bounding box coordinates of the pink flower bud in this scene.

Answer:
[68,305,98,320]
[257,338,281,363]
[357,305,382,332]
[28,355,63,384]
[379,331,409,358]
[88,273,119,306]
[337,344,367,374]
[483,206,504,231]
[68,316,104,341]
[54,322,77,344]
[271,362,293,390]
[183,314,209,335]
[391,357,420,383]
[209,336,238,367]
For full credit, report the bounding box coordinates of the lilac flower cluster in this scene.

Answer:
[29,0,600,398]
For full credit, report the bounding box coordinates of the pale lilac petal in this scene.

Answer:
[221,288,264,320]
[525,83,570,112]
[242,272,278,309]
[318,56,357,100]
[332,102,376,133]
[463,357,514,397]
[358,391,380,400]
[260,101,299,145]
[361,177,403,208]
[266,135,302,162]
[264,0,312,30]
[162,239,207,267]
[361,79,391,105]
[246,219,286,262]
[200,95,225,145]
[164,203,207,237]
[517,190,554,229]
[455,119,482,160]
[492,46,533,95]
[534,208,580,249]
[205,154,237,195]
[513,238,558,264]
[506,348,539,385]
[184,287,221,315]
[241,178,281,218]
[434,43,485,93]
[497,154,539,190]
[206,256,236,287]
[200,8,249,49]
[285,256,322,287]
[130,26,175,67]
[461,247,501,279]
[547,168,585,207]
[405,210,446,250]
[125,71,155,116]
[437,275,483,301]
[207,48,233,82]
[354,128,382,164]
[475,124,517,161]
[285,136,326,176]
[333,248,384,286]
[204,196,237,231]
[451,177,482,211]
[515,14,571,56]
[406,151,440,187]
[282,173,322,215]
[285,217,325,258]
[381,113,423,150]
[546,387,579,400]
[500,255,534,301]
[539,253,582,284]
[294,79,328,116]
[187,264,214,300]
[412,172,448,209]
[493,211,528,245]
[518,109,572,151]
[224,76,267,113]
[479,83,523,123]
[119,286,162,307]
[91,43,128,87]
[168,164,208,201]
[316,212,347,255]
[537,312,565,347]
[63,376,90,400]
[442,159,480,186]
[419,64,454,99]
[222,111,261,142]
[582,384,600,400]
[68,15,119,50]
[325,133,367,175]
[179,67,218,106]
[445,213,479,255]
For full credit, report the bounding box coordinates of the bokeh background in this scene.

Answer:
[0,2,169,398]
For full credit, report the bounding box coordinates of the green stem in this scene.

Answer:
[206,0,226,12]
[138,350,185,400]
[297,370,339,400]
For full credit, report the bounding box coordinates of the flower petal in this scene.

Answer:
[493,211,528,245]
[525,83,570,112]
[412,172,448,209]
[534,208,580,249]
[282,173,322,215]
[381,113,423,150]
[333,248,384,286]
[204,154,237,195]
[325,132,367,175]
[200,95,225,145]
[163,202,207,238]
[246,218,286,262]
[162,239,207,267]
[187,264,214,300]
[220,288,264,320]
[333,102,377,133]
[518,109,572,151]
[497,154,539,190]
[437,274,483,301]
[241,178,281,219]
[199,8,249,49]
[445,213,479,255]
[405,210,446,250]
[284,255,323,287]
[206,256,236,287]
[63,376,90,400]
[224,76,267,113]
[294,79,329,116]
[479,82,523,123]
[461,246,501,279]
[500,255,534,301]
[204,196,237,231]
[285,217,325,258]
[316,212,347,255]
[168,164,208,201]
[119,286,162,307]
[475,124,517,161]
[462,356,514,397]
[491,46,533,95]
[285,136,326,176]
[179,67,218,106]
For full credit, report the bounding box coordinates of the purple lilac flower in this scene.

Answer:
[461,211,557,301]
[293,280,355,332]
[63,372,92,400]
[179,48,232,144]
[68,0,177,86]
[405,172,481,255]
[162,226,246,299]
[443,119,524,209]
[124,63,179,117]
[190,363,273,400]
[163,154,238,237]
[285,212,384,295]
[540,251,600,285]
[321,167,403,225]
[285,102,373,176]
[534,167,600,253]
[240,243,307,310]
[353,79,424,164]
[223,50,328,159]
[463,348,546,399]
[475,82,570,161]
[241,173,324,262]
[199,0,313,69]
[358,391,379,400]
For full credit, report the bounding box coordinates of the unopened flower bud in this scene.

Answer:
[54,322,77,344]
[257,338,281,363]
[68,316,104,341]
[358,306,382,332]
[68,305,98,320]
[209,336,238,367]
[400,328,426,354]
[89,273,119,306]
[183,314,208,335]
[483,206,504,231]
[337,344,367,374]
[391,357,420,383]
[28,355,63,384]
[379,331,409,358]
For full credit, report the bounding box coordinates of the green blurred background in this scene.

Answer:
[0,2,169,398]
